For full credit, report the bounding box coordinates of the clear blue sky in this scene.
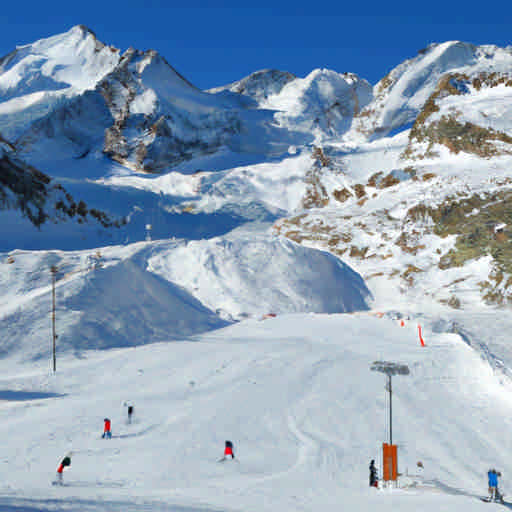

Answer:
[0,0,510,89]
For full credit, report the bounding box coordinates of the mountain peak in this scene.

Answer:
[208,69,296,103]
[0,26,121,139]
[73,24,97,37]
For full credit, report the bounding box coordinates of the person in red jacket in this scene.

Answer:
[102,418,112,439]
[56,452,72,484]
[217,440,235,462]
[224,440,234,459]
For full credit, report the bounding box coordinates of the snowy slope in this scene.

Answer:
[0,139,127,251]
[0,312,511,512]
[148,227,371,320]
[0,232,370,359]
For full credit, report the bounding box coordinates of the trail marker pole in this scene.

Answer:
[50,265,58,373]
[418,325,425,347]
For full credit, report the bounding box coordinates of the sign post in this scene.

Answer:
[370,361,410,482]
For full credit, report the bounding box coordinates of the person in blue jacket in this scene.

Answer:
[488,469,503,502]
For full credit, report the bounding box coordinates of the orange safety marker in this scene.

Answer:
[418,324,425,347]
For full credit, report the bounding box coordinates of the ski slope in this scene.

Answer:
[0,313,510,512]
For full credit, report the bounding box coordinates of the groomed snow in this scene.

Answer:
[0,312,510,512]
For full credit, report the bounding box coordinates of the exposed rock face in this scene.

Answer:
[350,42,512,140]
[402,72,512,159]
[0,137,120,229]
[97,48,250,171]
[0,144,52,227]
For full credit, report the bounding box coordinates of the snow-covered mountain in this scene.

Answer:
[2,26,512,331]
[0,25,119,140]
[262,69,372,140]
[348,41,512,141]
[4,26,512,512]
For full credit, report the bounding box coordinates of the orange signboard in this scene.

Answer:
[383,443,397,481]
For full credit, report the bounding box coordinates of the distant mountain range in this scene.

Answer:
[1,26,512,309]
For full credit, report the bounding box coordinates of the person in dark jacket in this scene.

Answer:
[56,452,72,483]
[369,459,378,487]
[127,404,134,424]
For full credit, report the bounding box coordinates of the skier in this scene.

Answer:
[102,418,112,439]
[218,440,235,462]
[369,459,378,487]
[224,440,235,459]
[127,403,134,424]
[487,468,504,502]
[56,452,72,484]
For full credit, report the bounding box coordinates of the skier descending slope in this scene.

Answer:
[218,440,235,462]
[102,418,112,439]
[485,469,505,503]
[54,452,72,485]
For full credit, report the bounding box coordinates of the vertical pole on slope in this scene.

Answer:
[418,324,425,347]
[388,374,392,446]
[51,265,57,373]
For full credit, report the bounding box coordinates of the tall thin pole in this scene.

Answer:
[51,266,57,373]
[388,374,393,445]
